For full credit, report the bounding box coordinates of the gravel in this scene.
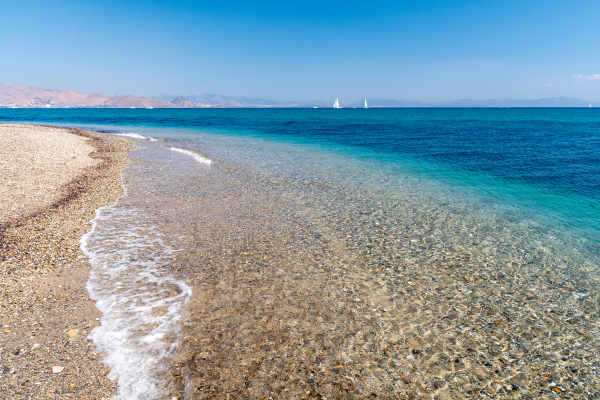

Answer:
[0,124,132,399]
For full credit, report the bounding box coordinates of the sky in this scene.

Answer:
[1,0,599,102]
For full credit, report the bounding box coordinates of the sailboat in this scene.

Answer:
[333,98,342,109]
[364,99,369,108]
[590,103,593,108]
[313,101,317,109]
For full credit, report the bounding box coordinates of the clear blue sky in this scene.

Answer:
[1,0,599,102]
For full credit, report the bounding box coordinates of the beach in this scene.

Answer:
[0,124,132,399]
[0,109,599,399]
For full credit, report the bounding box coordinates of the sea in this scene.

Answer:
[2,108,599,398]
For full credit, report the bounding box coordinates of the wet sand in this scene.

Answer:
[0,124,132,399]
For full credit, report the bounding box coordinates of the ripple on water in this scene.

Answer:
[81,135,600,399]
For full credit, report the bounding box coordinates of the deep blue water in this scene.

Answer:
[2,108,599,239]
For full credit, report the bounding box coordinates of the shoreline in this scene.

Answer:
[2,120,599,399]
[0,124,133,399]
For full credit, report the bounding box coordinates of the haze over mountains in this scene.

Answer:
[1,83,598,108]
[155,93,599,108]
[151,93,329,108]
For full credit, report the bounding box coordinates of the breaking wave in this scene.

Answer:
[116,133,158,141]
[81,195,191,399]
[168,147,214,165]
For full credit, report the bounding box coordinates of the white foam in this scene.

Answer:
[168,147,214,165]
[116,133,158,141]
[81,195,191,399]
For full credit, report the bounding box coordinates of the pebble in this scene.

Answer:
[0,124,132,399]
[149,142,600,399]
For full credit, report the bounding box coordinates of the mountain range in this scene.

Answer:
[0,83,176,108]
[1,83,598,108]
[151,93,328,108]
[151,93,600,108]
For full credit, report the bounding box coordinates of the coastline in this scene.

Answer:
[1,117,598,399]
[0,124,132,399]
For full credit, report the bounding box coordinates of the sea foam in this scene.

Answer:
[116,133,158,141]
[81,192,191,399]
[169,147,214,165]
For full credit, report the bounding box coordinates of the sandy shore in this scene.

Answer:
[0,124,132,399]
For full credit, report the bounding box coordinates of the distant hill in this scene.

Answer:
[104,95,175,108]
[0,82,90,106]
[170,96,196,108]
[152,93,331,108]
[0,83,175,108]
[187,93,280,107]
[82,93,112,106]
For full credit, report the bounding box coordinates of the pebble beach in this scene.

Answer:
[0,124,132,399]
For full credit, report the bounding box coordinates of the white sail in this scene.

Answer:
[364,99,368,108]
[333,98,341,108]
[590,103,593,108]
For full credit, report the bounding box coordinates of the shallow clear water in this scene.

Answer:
[2,109,599,398]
